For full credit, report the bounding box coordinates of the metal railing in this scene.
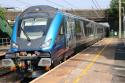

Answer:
[0,38,10,46]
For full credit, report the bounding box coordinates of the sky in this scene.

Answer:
[0,0,111,10]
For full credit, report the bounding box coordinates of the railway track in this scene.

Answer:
[0,50,14,82]
[0,55,12,78]
[0,62,18,83]
[0,67,11,76]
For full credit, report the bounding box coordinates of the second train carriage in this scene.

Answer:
[2,5,108,75]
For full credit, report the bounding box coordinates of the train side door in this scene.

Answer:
[65,17,76,48]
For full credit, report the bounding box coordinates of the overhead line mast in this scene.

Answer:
[119,0,122,38]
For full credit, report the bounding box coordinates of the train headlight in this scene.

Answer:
[42,39,52,48]
[12,43,18,48]
[38,58,51,66]
[2,59,15,67]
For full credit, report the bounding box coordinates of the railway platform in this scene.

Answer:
[23,38,125,83]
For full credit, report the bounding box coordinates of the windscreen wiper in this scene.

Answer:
[20,27,31,42]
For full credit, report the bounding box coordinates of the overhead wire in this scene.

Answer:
[45,0,77,16]
[91,5,101,18]
[14,0,103,18]
[91,0,103,18]
[45,0,65,8]
[63,0,78,9]
[94,0,102,9]
[62,0,103,18]
[62,0,79,15]
[91,0,100,10]
[94,0,104,16]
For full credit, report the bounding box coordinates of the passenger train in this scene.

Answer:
[2,5,109,75]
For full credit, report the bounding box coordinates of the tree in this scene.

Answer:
[0,7,6,19]
[108,0,125,34]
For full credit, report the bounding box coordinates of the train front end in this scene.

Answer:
[2,6,61,73]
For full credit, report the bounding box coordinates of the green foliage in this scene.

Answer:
[108,0,125,32]
[0,7,6,19]
[0,7,12,37]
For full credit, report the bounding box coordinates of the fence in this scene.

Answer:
[0,38,10,46]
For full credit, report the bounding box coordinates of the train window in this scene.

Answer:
[76,20,81,33]
[80,21,85,37]
[84,22,87,36]
[85,21,94,37]
[20,18,48,39]
[75,20,82,40]
[97,28,103,33]
[84,21,90,36]
[64,17,77,47]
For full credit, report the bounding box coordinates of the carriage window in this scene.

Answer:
[97,27,103,33]
[80,21,85,36]
[76,20,81,33]
[85,21,94,37]
[66,18,75,39]
[84,21,89,36]
[75,20,82,40]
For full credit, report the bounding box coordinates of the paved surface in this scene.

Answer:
[30,38,122,83]
[112,39,125,83]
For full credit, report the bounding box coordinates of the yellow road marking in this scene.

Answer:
[72,40,111,83]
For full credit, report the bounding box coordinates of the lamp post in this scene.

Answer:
[119,0,122,38]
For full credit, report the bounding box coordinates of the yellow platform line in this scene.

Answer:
[72,40,111,83]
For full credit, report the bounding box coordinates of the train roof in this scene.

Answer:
[19,5,108,28]
[20,5,58,18]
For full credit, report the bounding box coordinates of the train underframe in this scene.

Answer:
[2,38,101,78]
[2,48,74,77]
[2,51,54,77]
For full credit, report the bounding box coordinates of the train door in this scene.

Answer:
[65,17,76,48]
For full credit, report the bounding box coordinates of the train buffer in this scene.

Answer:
[30,38,125,83]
